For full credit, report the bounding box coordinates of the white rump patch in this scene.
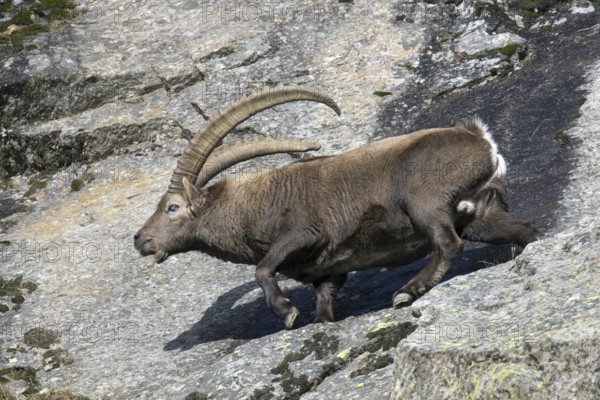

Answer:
[495,153,507,178]
[470,116,507,179]
[470,116,497,152]
[456,200,476,215]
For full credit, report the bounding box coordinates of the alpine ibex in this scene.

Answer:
[135,86,538,329]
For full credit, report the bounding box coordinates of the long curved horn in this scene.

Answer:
[168,86,340,193]
[196,138,320,187]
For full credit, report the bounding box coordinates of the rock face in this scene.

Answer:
[391,55,600,399]
[1,0,599,398]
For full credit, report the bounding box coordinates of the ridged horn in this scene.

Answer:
[168,86,340,193]
[195,138,321,187]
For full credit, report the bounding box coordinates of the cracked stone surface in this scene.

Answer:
[392,59,600,398]
[1,0,599,398]
[455,26,526,55]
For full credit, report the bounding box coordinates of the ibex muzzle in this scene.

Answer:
[135,86,538,329]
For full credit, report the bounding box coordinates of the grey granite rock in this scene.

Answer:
[455,26,526,55]
[391,56,600,400]
[1,0,599,399]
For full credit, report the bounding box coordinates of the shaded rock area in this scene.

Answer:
[392,63,600,397]
[1,0,599,398]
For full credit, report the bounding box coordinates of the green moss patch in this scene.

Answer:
[0,0,76,53]
[11,8,35,25]
[10,294,25,304]
[70,179,84,192]
[271,332,341,377]
[0,23,50,52]
[42,348,73,370]
[24,327,61,349]
[0,276,38,312]
[373,91,393,97]
[508,0,569,24]
[366,321,417,352]
[308,332,340,360]
[0,2,14,13]
[248,385,275,400]
[24,177,48,198]
[474,4,484,16]
[70,171,95,192]
[509,0,568,14]
[184,393,209,400]
[279,373,311,397]
[0,177,13,190]
[270,332,343,398]
[499,44,520,57]
[33,0,77,21]
[350,352,394,378]
[552,131,571,148]
[28,389,91,399]
[0,366,37,386]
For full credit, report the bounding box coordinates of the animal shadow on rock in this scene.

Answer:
[164,243,515,350]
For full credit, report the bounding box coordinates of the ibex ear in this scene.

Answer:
[182,177,200,204]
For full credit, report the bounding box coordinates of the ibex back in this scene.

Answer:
[134,86,538,329]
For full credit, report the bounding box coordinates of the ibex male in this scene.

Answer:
[135,86,538,328]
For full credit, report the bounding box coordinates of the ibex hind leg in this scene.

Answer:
[393,215,464,308]
[313,274,347,323]
[460,209,539,248]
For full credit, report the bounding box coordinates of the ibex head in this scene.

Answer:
[134,86,341,263]
[134,178,204,263]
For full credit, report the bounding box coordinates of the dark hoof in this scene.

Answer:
[399,281,429,298]
[393,292,414,308]
[393,279,432,307]
[272,298,300,329]
[283,306,299,329]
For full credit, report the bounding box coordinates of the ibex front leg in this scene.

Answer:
[256,233,315,329]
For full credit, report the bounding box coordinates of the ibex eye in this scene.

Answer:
[168,204,180,213]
